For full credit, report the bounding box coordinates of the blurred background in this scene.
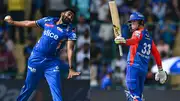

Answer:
[90,0,180,91]
[0,0,90,101]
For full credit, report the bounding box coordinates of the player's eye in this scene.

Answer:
[67,13,70,16]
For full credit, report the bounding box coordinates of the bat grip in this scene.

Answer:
[118,45,123,56]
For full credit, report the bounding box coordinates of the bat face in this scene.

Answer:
[108,1,121,38]
[113,25,120,36]
[109,1,123,56]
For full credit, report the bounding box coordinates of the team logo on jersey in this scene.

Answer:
[45,23,54,27]
[72,33,76,38]
[53,66,60,72]
[145,34,150,38]
[44,30,59,40]
[70,33,77,40]
[28,66,36,73]
[57,27,63,32]
[145,33,151,40]
[134,31,141,38]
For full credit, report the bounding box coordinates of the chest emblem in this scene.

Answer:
[57,27,63,32]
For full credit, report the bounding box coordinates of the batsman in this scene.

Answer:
[114,12,167,101]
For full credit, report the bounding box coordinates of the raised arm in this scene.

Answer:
[4,15,37,28]
[114,31,143,45]
[125,33,143,45]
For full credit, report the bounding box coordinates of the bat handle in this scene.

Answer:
[118,45,123,56]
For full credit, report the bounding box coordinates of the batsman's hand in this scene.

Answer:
[155,69,167,84]
[67,68,81,79]
[4,15,14,24]
[114,36,126,44]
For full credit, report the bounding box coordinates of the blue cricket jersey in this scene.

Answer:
[31,17,76,58]
[126,28,153,72]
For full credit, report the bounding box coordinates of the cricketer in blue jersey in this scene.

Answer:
[114,12,167,101]
[4,8,81,101]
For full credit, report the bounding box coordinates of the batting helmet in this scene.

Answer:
[128,12,145,22]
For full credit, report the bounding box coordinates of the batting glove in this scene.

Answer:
[114,36,126,44]
[155,68,167,84]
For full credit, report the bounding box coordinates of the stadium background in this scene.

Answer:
[0,0,90,101]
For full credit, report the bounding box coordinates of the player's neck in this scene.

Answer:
[56,20,62,25]
[138,26,144,30]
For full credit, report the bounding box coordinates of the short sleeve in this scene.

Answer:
[35,17,49,29]
[68,32,77,40]
[68,29,77,40]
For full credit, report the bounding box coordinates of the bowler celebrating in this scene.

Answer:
[114,12,167,101]
[4,8,80,101]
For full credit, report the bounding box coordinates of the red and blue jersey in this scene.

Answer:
[31,17,76,57]
[126,28,162,72]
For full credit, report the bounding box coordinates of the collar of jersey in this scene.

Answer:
[56,23,70,28]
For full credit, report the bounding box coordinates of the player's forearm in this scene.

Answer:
[67,49,73,69]
[67,40,75,69]
[10,20,37,27]
[125,38,139,45]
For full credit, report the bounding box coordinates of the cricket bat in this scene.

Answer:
[109,0,123,56]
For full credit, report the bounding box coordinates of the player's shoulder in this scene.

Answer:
[41,16,59,22]
[133,30,141,38]
[133,28,149,37]
[67,24,76,33]
[67,24,77,40]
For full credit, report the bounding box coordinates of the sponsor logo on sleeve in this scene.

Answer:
[53,66,60,72]
[134,31,141,38]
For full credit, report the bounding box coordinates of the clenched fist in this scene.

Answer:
[4,15,14,24]
[114,36,126,44]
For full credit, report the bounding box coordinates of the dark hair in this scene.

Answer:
[63,8,76,15]
[138,20,144,26]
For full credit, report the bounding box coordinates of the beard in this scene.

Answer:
[62,16,71,24]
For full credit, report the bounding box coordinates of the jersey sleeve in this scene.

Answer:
[151,41,162,67]
[35,17,49,29]
[68,28,77,40]
[125,31,143,46]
